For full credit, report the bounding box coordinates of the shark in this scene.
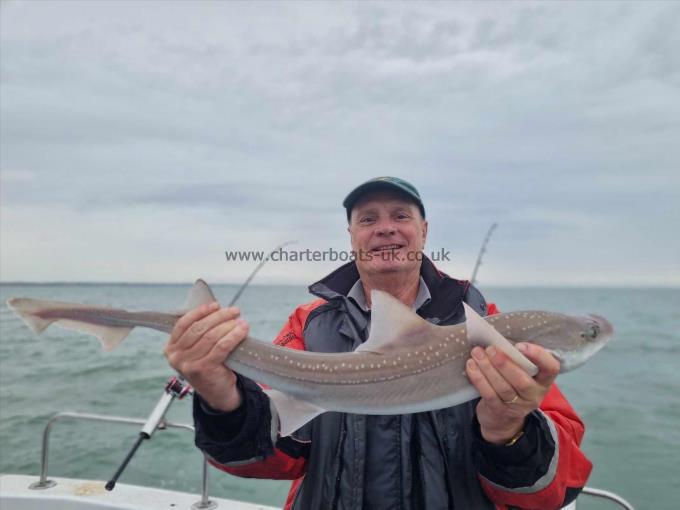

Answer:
[6,280,613,436]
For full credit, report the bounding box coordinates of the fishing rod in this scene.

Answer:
[105,240,296,492]
[227,240,297,307]
[470,222,498,286]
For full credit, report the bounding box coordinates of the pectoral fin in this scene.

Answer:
[463,302,539,376]
[263,389,327,437]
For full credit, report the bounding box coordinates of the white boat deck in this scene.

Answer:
[0,474,280,510]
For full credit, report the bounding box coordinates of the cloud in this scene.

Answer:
[1,1,678,285]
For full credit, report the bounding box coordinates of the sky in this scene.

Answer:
[1,1,678,286]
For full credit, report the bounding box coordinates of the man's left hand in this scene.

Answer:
[465,342,561,445]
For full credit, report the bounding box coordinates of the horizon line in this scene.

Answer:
[1,280,678,290]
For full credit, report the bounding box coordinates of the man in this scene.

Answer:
[165,177,592,509]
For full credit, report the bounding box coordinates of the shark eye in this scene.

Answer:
[580,323,600,340]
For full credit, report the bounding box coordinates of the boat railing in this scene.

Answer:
[579,487,635,510]
[27,411,636,510]
[28,411,216,510]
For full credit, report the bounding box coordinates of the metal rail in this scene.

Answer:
[29,411,216,510]
[581,486,635,509]
[26,414,635,510]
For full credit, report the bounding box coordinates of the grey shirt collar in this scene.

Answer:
[347,276,432,313]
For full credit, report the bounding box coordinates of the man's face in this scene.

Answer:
[348,191,428,277]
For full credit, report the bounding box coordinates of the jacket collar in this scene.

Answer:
[308,256,470,324]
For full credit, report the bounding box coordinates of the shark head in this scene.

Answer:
[548,314,614,372]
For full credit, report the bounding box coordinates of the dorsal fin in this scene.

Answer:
[183,279,217,309]
[355,290,432,354]
[463,302,539,376]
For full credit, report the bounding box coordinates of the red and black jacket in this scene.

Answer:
[194,258,592,509]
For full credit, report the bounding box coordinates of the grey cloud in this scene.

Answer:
[1,1,678,284]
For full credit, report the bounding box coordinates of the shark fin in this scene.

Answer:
[6,298,133,351]
[263,388,326,437]
[355,290,432,355]
[463,302,539,376]
[183,279,218,310]
[6,298,57,334]
[53,319,133,351]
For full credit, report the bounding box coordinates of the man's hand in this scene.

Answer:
[164,301,249,412]
[465,342,560,444]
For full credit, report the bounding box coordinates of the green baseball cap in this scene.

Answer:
[343,176,425,221]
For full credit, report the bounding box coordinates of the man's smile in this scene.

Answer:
[370,243,405,252]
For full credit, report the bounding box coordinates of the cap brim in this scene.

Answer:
[342,181,415,210]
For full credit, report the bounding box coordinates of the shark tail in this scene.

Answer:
[6,298,57,334]
[6,280,218,352]
[6,297,133,351]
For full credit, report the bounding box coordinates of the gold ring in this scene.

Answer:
[503,395,519,405]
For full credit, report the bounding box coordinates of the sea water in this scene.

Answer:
[1,284,678,509]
